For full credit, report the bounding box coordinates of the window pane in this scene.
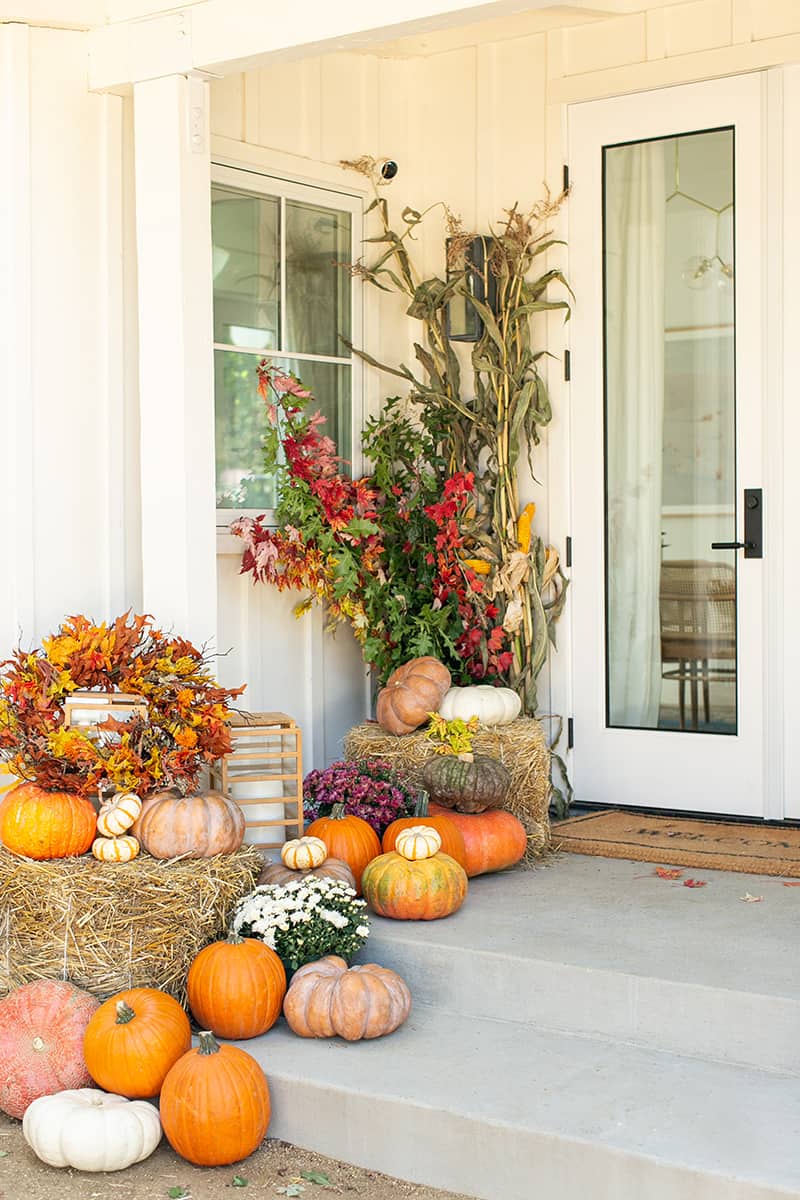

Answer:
[277,358,352,463]
[285,200,351,357]
[215,351,278,511]
[603,129,736,735]
[212,187,280,351]
[215,352,352,511]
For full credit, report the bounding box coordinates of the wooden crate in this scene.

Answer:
[63,691,148,734]
[211,712,303,853]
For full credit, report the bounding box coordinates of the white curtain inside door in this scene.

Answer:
[605,141,666,727]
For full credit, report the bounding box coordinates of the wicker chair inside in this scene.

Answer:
[659,559,736,729]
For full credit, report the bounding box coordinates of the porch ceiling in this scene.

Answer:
[86,0,698,90]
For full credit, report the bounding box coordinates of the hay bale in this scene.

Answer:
[343,718,551,862]
[0,845,262,1004]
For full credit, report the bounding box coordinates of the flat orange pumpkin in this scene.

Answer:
[428,802,527,876]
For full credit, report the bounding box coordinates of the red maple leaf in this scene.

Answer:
[655,867,683,880]
[683,878,707,888]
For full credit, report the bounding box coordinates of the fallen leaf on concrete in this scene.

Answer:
[782,881,800,887]
[683,879,707,888]
[739,893,763,903]
[655,867,683,880]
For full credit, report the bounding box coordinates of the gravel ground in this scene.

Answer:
[0,1115,469,1200]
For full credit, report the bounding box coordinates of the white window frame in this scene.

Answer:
[212,161,364,528]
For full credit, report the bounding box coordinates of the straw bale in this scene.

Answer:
[343,718,551,862]
[0,844,262,1004]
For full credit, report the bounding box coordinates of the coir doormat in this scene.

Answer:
[554,810,800,877]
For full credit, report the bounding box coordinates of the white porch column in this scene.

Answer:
[133,73,217,648]
[0,23,35,654]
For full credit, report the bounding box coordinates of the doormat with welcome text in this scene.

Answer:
[554,810,800,877]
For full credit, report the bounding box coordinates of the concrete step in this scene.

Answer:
[358,856,800,1074]
[249,1005,800,1200]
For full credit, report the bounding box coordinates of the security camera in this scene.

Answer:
[378,159,399,181]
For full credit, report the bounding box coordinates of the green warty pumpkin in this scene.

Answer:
[420,753,511,814]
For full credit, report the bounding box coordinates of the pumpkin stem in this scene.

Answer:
[115,999,136,1025]
[331,803,347,820]
[457,751,475,763]
[31,1036,45,1052]
[226,931,245,945]
[415,792,430,818]
[197,1030,221,1056]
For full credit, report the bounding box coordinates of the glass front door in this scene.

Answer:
[568,76,765,816]
[603,129,737,735]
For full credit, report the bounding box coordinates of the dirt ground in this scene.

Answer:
[0,1115,468,1200]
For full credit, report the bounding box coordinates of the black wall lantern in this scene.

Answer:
[446,235,497,343]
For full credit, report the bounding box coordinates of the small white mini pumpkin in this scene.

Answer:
[92,835,140,863]
[438,685,521,726]
[96,792,142,837]
[281,835,327,871]
[395,824,442,861]
[22,1087,161,1172]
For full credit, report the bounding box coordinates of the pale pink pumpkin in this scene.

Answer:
[0,980,100,1118]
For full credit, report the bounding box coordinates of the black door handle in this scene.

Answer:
[710,488,763,559]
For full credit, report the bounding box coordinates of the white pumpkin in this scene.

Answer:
[438,685,522,726]
[395,824,442,861]
[282,835,328,871]
[22,1088,162,1172]
[96,792,142,837]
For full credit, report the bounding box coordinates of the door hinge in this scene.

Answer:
[564,348,571,381]
[567,717,574,749]
[565,536,572,568]
[563,163,570,192]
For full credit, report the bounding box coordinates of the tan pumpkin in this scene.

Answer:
[375,657,451,735]
[283,955,411,1041]
[96,793,142,838]
[395,824,442,861]
[281,836,327,871]
[131,789,245,859]
[92,835,140,864]
[257,855,356,890]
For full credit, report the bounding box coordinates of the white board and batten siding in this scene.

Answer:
[209,41,556,766]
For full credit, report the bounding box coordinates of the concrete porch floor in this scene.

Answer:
[243,854,800,1200]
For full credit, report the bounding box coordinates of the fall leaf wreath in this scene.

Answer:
[0,613,244,797]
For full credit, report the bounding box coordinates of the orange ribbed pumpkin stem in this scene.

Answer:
[197,1030,221,1056]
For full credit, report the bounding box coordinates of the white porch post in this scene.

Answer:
[133,73,217,649]
[0,24,35,654]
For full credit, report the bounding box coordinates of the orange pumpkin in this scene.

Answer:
[305,804,380,895]
[0,783,96,860]
[83,987,191,1099]
[131,789,245,858]
[283,955,411,1041]
[382,793,467,870]
[160,1031,270,1166]
[361,849,468,920]
[375,657,451,735]
[428,802,527,876]
[0,980,99,1118]
[187,933,286,1040]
